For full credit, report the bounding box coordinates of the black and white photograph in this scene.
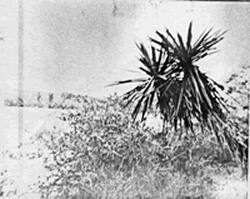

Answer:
[0,0,249,198]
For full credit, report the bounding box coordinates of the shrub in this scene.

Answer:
[31,94,239,199]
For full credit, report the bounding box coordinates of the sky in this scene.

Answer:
[1,0,250,98]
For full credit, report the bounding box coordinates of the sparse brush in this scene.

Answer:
[29,94,244,199]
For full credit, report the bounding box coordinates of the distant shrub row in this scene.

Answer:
[4,91,92,109]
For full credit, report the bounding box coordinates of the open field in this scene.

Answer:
[0,90,64,198]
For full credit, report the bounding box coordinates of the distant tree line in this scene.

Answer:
[4,91,92,110]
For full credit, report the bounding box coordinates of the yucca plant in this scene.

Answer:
[110,22,235,151]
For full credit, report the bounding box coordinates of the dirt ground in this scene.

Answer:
[211,168,247,199]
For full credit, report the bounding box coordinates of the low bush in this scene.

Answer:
[30,94,243,199]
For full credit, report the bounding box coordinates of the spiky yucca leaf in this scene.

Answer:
[110,22,232,151]
[109,42,175,122]
[149,22,228,130]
